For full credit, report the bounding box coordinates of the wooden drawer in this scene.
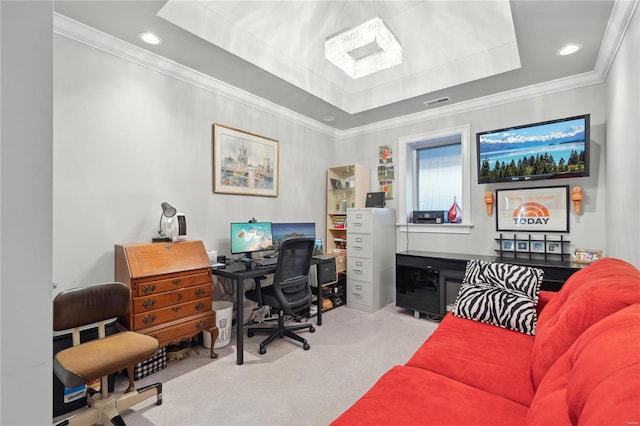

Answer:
[133,270,211,297]
[347,234,372,258]
[347,279,372,306]
[347,257,372,282]
[133,283,211,314]
[134,297,212,330]
[144,312,214,348]
[347,210,372,233]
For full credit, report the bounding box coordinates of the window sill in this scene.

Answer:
[396,223,474,235]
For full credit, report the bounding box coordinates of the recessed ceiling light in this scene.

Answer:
[138,32,162,45]
[557,43,581,56]
[323,116,335,122]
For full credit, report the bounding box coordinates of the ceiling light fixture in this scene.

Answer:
[138,31,162,45]
[557,43,581,56]
[325,17,402,79]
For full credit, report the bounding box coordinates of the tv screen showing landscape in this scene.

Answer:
[477,114,590,184]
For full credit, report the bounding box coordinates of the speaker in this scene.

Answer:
[176,213,187,241]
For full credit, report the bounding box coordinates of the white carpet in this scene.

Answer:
[112,303,438,425]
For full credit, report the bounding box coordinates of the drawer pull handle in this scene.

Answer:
[176,293,183,302]
[172,279,181,285]
[355,214,363,219]
[355,284,363,290]
[194,302,206,311]
[353,245,363,250]
[195,320,206,329]
[355,237,363,243]
[355,261,363,266]
[353,222,363,227]
[195,288,205,297]
[142,314,156,325]
[172,307,181,313]
[142,284,156,294]
[353,269,363,274]
[142,299,156,309]
[353,292,363,298]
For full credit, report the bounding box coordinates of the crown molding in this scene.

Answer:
[54,0,635,141]
[53,13,339,139]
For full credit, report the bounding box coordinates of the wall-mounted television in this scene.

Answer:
[477,114,590,184]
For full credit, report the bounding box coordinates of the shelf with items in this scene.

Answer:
[311,275,346,313]
[326,164,369,272]
[495,234,571,261]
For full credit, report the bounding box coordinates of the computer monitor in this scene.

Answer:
[271,222,316,250]
[230,222,274,257]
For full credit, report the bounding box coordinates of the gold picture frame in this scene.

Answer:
[571,248,603,264]
[213,123,279,197]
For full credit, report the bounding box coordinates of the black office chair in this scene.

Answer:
[53,282,162,426]
[245,237,316,354]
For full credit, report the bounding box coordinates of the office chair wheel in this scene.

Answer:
[259,345,267,355]
[303,342,310,350]
[248,330,255,337]
[309,326,315,333]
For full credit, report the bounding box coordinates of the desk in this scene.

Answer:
[212,259,324,365]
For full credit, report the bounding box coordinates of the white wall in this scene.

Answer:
[337,85,608,257]
[53,35,335,292]
[1,1,53,424]
[606,5,639,267]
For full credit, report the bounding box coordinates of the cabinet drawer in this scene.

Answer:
[347,257,372,282]
[134,297,212,330]
[347,234,372,258]
[144,312,214,348]
[133,271,211,297]
[347,210,372,233]
[133,283,211,314]
[347,279,372,306]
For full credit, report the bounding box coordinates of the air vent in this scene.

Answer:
[423,96,451,107]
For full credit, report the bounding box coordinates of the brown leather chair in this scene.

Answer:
[53,282,162,426]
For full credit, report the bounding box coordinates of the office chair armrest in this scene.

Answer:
[252,276,268,307]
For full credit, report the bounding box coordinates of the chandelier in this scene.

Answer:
[325,17,402,79]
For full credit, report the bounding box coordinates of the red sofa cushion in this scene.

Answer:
[531,258,640,388]
[406,312,536,406]
[526,304,640,425]
[331,365,528,426]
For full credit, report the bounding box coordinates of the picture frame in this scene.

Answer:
[501,240,515,251]
[572,248,603,264]
[213,123,279,197]
[516,241,529,252]
[530,241,545,253]
[496,185,569,232]
[546,242,561,253]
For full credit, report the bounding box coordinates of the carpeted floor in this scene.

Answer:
[62,303,438,426]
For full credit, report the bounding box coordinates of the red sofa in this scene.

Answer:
[332,258,640,425]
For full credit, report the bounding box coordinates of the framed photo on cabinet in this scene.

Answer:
[213,123,279,197]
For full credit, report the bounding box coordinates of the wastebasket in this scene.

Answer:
[203,301,234,349]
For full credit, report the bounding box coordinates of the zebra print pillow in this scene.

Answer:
[454,260,544,335]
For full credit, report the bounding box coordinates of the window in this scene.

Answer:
[398,124,471,233]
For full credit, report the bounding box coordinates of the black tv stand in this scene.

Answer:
[396,251,583,321]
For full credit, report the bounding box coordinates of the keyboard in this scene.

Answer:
[253,257,278,267]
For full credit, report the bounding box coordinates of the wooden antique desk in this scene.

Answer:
[115,240,219,359]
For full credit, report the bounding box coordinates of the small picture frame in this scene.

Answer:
[531,241,545,253]
[572,248,603,264]
[502,240,515,251]
[546,242,561,253]
[516,241,529,252]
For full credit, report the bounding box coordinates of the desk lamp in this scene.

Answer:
[152,201,177,242]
